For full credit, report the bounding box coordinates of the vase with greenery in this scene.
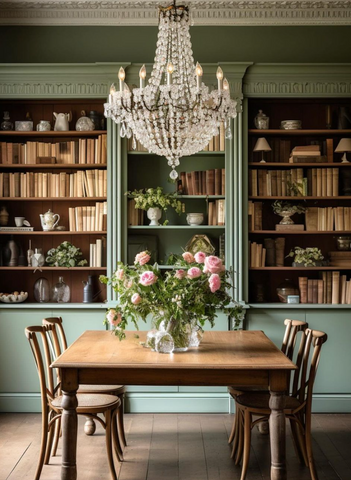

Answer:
[45,241,87,267]
[272,200,306,225]
[100,250,244,353]
[287,246,324,267]
[126,187,185,226]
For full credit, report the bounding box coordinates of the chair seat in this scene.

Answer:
[51,393,120,414]
[78,384,125,395]
[236,392,302,414]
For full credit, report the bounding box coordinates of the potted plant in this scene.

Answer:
[272,200,306,225]
[46,241,87,267]
[287,246,325,267]
[100,250,244,353]
[126,187,185,226]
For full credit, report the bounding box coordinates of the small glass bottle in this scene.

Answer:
[254,110,269,130]
[1,111,13,131]
[52,276,71,303]
[27,240,34,266]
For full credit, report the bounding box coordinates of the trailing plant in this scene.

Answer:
[46,241,87,267]
[272,201,306,215]
[126,187,184,214]
[287,246,324,267]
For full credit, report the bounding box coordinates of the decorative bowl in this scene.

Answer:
[0,292,28,303]
[280,120,302,130]
[186,213,204,226]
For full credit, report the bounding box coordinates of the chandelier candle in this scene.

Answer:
[104,2,237,179]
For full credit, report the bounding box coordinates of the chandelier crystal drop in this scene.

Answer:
[104,2,237,179]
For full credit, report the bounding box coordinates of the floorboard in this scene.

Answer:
[1,413,350,480]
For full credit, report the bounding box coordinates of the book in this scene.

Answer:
[332,271,340,304]
[0,226,34,231]
[299,277,308,303]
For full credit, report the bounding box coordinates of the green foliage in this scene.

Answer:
[126,187,184,215]
[272,200,306,215]
[287,246,324,267]
[100,251,244,342]
[46,241,87,268]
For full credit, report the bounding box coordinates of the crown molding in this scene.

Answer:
[1,1,351,26]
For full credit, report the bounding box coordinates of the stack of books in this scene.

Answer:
[249,242,266,267]
[89,237,107,267]
[299,272,351,304]
[248,201,262,231]
[306,207,351,231]
[68,202,107,231]
[290,145,323,163]
[208,199,225,225]
[0,135,107,165]
[263,238,285,266]
[127,199,144,226]
[0,170,107,198]
[179,169,225,196]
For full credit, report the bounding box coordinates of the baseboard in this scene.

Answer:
[1,393,350,414]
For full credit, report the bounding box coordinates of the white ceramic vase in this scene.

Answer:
[147,207,162,226]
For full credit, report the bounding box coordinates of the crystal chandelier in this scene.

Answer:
[104,1,237,179]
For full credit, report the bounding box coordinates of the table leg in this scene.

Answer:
[61,370,78,480]
[269,390,286,480]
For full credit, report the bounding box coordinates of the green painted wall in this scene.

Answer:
[2,26,351,64]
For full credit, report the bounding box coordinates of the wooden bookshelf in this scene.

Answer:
[248,97,351,305]
[0,98,108,303]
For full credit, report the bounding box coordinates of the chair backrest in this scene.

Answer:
[291,328,328,408]
[25,325,60,416]
[281,319,308,361]
[42,317,67,358]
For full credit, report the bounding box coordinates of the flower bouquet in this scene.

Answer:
[100,251,243,353]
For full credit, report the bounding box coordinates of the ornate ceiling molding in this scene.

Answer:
[1,1,351,26]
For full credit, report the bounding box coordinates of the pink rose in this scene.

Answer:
[203,255,225,274]
[139,271,158,286]
[135,251,151,266]
[209,273,221,293]
[131,293,142,305]
[187,267,202,279]
[116,268,124,280]
[182,252,195,264]
[194,251,206,264]
[175,269,186,279]
[107,309,122,326]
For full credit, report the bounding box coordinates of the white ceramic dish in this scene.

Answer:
[0,292,28,303]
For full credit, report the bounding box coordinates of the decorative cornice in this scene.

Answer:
[1,0,351,26]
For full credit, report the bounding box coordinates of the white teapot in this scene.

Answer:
[40,209,60,231]
[53,112,71,131]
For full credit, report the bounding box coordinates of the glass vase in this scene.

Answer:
[165,318,191,353]
[34,277,50,303]
[52,276,71,303]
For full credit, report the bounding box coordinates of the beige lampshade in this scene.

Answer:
[253,137,272,152]
[335,138,351,153]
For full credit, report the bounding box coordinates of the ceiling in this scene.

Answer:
[0,0,350,26]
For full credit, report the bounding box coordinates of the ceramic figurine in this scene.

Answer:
[0,206,9,226]
[1,111,13,131]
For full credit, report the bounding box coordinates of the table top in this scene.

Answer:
[52,330,296,371]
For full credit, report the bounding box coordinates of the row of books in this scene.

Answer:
[0,136,107,165]
[299,272,351,304]
[68,202,107,232]
[127,199,144,226]
[208,199,225,226]
[89,238,107,267]
[0,170,107,198]
[179,169,225,196]
[128,124,226,153]
[250,238,287,267]
[306,207,351,231]
[255,138,334,163]
[249,168,339,197]
[248,201,262,231]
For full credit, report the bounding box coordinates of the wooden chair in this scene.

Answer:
[42,317,127,451]
[25,325,121,480]
[235,328,328,480]
[228,319,308,460]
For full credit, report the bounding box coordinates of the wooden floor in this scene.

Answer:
[1,413,351,480]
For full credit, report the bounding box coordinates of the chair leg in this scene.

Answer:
[105,410,118,480]
[305,414,319,480]
[289,418,307,465]
[52,416,61,457]
[231,409,240,458]
[235,410,244,466]
[112,409,124,462]
[228,410,237,444]
[44,419,55,465]
[34,409,49,480]
[117,395,127,448]
[240,410,252,480]
[84,417,96,436]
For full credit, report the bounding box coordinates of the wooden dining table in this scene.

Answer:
[52,329,296,480]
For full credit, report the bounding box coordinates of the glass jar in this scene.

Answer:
[76,110,95,131]
[52,276,71,303]
[34,277,50,303]
[336,236,351,251]
[276,279,299,303]
[32,248,45,267]
[1,111,13,131]
[254,110,269,130]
